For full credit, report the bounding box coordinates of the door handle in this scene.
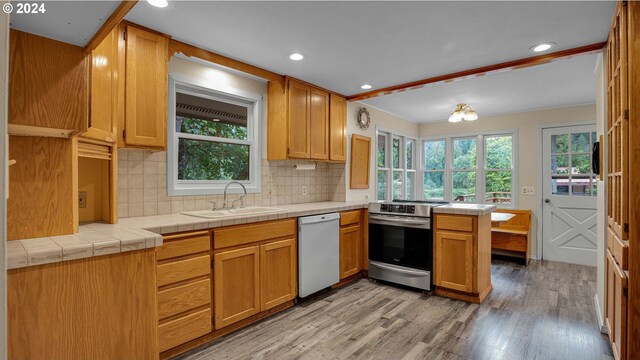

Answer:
[544,199,550,203]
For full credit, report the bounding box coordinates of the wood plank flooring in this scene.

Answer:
[178,260,612,360]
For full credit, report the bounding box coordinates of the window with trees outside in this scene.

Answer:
[168,77,261,195]
[422,132,517,207]
[376,130,416,201]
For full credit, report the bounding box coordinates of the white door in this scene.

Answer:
[542,125,597,266]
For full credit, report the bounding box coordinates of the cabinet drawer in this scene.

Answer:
[340,210,361,227]
[436,215,474,232]
[158,308,211,353]
[157,231,210,260]
[213,219,296,249]
[157,255,210,287]
[158,278,211,320]
[607,227,628,270]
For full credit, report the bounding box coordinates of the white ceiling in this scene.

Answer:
[10,1,614,123]
[362,54,599,123]
[10,1,120,46]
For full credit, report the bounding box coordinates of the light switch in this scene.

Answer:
[521,186,535,195]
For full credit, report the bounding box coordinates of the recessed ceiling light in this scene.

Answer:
[147,0,168,8]
[530,42,556,53]
[289,53,304,61]
[360,84,372,90]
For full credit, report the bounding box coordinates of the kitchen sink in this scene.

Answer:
[181,206,286,219]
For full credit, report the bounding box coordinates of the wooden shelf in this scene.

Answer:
[8,124,76,139]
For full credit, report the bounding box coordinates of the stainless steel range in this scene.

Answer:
[368,200,447,291]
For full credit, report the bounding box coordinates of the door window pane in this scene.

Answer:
[406,172,415,200]
[377,170,387,200]
[552,177,570,195]
[424,140,445,170]
[453,138,477,169]
[485,171,512,204]
[485,136,512,169]
[551,134,569,154]
[571,177,593,196]
[551,155,570,174]
[178,139,249,180]
[453,171,476,202]
[378,134,386,167]
[571,133,591,153]
[424,172,444,200]
[393,170,403,199]
[393,138,400,168]
[571,154,591,174]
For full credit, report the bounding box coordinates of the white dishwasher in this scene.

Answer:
[298,213,340,297]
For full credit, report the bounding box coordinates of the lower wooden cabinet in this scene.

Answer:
[606,249,628,360]
[260,238,297,311]
[434,230,473,292]
[213,246,261,329]
[158,308,212,353]
[340,225,361,279]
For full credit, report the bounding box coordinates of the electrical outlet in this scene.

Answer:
[79,191,87,208]
[302,186,307,196]
[521,186,535,195]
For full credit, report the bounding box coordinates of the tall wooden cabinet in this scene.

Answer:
[268,78,347,162]
[605,2,640,359]
[339,210,363,279]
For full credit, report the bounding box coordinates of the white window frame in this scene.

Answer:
[420,130,518,208]
[167,74,262,196]
[375,126,417,201]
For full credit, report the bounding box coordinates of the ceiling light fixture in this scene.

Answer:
[147,0,168,7]
[448,104,479,123]
[360,84,372,90]
[289,53,304,61]
[530,42,556,53]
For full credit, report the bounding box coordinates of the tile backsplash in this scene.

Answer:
[117,149,346,218]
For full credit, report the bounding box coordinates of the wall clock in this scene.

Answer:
[357,107,370,130]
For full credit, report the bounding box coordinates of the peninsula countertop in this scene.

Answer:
[432,203,497,216]
[7,201,369,270]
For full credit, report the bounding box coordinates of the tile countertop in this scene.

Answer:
[432,203,497,216]
[7,201,369,270]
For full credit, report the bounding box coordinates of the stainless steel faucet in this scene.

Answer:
[223,181,247,209]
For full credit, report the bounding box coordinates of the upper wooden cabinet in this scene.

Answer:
[8,30,88,135]
[329,94,347,161]
[269,78,346,162]
[84,27,119,143]
[121,25,169,150]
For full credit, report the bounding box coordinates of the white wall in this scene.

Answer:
[345,102,419,201]
[595,53,607,332]
[419,104,597,259]
[0,8,8,359]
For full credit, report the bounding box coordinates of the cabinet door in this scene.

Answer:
[260,238,297,311]
[434,231,474,292]
[214,246,260,329]
[124,25,168,149]
[84,27,118,143]
[606,250,628,360]
[340,225,361,279]
[288,79,311,158]
[310,87,329,160]
[329,94,347,162]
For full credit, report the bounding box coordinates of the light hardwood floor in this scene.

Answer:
[179,260,612,360]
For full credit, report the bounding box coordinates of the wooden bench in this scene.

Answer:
[491,209,531,265]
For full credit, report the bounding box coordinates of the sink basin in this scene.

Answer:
[228,206,286,215]
[181,210,231,218]
[181,207,286,219]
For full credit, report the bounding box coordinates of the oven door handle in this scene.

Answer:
[369,215,430,228]
[369,261,429,276]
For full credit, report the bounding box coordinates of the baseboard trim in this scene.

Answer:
[594,294,608,334]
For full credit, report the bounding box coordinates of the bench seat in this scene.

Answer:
[491,210,531,265]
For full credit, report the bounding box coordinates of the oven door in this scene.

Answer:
[368,214,432,271]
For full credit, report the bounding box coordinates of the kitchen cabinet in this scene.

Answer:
[214,246,261,329]
[268,78,346,162]
[329,94,347,162]
[606,250,628,360]
[433,213,492,303]
[156,231,212,353]
[122,25,169,150]
[84,26,119,143]
[260,238,297,311]
[339,210,365,280]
